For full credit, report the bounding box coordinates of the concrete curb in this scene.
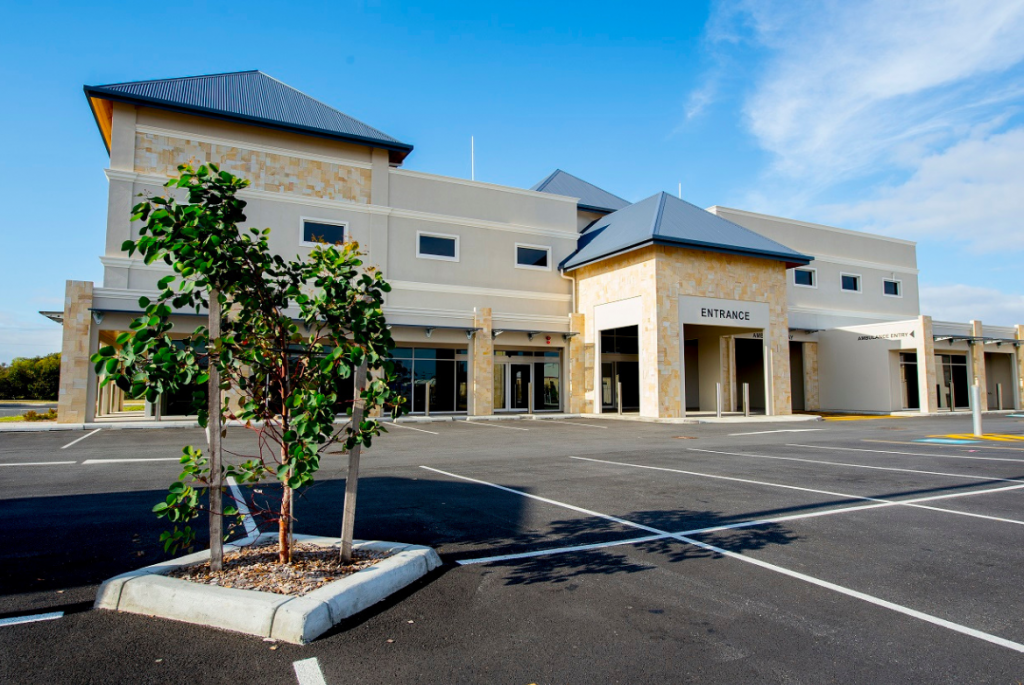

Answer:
[94,534,441,644]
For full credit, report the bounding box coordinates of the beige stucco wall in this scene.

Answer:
[574,245,791,417]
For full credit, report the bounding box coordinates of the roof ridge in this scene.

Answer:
[92,69,262,89]
[651,192,669,237]
[533,169,563,193]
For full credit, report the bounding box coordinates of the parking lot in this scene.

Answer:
[2,414,1024,683]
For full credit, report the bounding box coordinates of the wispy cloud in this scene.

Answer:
[0,310,61,364]
[921,284,1024,327]
[730,0,1024,183]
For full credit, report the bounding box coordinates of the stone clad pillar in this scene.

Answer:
[469,308,493,416]
[568,313,586,415]
[803,342,820,411]
[918,316,938,414]
[1015,325,1024,411]
[57,280,96,424]
[720,336,735,412]
[970,320,987,410]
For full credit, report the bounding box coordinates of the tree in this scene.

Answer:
[0,353,60,400]
[92,163,405,564]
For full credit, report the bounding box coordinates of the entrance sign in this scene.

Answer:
[679,296,768,329]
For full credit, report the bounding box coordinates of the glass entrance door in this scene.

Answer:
[509,364,531,410]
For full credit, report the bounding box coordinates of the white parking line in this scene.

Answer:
[791,443,1024,464]
[542,420,608,429]
[0,461,76,467]
[385,422,440,435]
[574,455,1024,527]
[61,429,101,449]
[425,465,1024,655]
[227,476,259,540]
[691,448,1024,485]
[458,480,1024,565]
[0,611,64,627]
[460,421,529,431]
[729,429,825,436]
[293,657,328,685]
[81,458,180,464]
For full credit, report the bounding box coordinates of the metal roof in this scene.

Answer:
[531,169,631,213]
[84,70,413,162]
[561,192,812,271]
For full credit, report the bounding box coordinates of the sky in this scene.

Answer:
[2,0,1023,363]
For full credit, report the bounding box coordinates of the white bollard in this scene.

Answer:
[716,382,722,419]
[971,382,983,437]
[743,383,750,418]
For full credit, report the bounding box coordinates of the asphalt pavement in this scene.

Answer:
[2,414,1024,683]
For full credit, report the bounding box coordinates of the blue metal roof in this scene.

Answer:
[561,192,812,271]
[84,70,413,162]
[531,169,631,213]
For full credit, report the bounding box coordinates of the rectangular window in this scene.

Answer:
[793,268,815,287]
[884,279,901,297]
[417,231,459,261]
[515,244,551,270]
[301,219,346,246]
[841,273,862,292]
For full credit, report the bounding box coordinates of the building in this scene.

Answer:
[46,70,1024,423]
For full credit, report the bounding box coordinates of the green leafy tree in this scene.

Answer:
[92,164,404,563]
[0,353,60,400]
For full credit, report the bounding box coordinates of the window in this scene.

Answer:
[417,231,459,261]
[793,268,816,288]
[300,219,346,246]
[883,279,902,297]
[515,243,551,270]
[841,273,862,292]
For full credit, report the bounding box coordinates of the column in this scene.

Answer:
[917,316,938,414]
[803,342,820,411]
[568,313,586,414]
[720,336,736,412]
[469,308,493,416]
[57,281,96,424]
[970,320,987,411]
[1015,325,1024,411]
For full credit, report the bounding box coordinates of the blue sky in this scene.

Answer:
[2,0,1024,363]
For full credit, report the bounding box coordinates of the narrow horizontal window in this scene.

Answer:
[302,220,345,246]
[794,269,815,287]
[884,279,901,297]
[841,274,861,292]
[515,244,551,270]
[417,232,459,261]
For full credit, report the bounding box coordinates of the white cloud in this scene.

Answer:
[711,0,1024,183]
[0,310,62,365]
[820,125,1024,252]
[921,284,1024,326]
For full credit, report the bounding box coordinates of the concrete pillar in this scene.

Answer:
[803,342,820,411]
[970,320,987,411]
[57,281,96,424]
[767,324,793,416]
[469,308,493,416]
[918,316,938,414]
[720,336,736,412]
[1015,325,1024,411]
[568,313,586,414]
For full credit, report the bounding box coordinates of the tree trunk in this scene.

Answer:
[279,479,292,564]
[340,360,369,564]
[208,289,224,572]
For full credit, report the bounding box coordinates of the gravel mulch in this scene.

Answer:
[167,542,387,596]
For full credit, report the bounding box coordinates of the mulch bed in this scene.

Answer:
[167,542,387,596]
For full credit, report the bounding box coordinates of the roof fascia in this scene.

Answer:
[562,237,813,272]
[83,86,414,162]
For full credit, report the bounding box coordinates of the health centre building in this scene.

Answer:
[46,70,1024,423]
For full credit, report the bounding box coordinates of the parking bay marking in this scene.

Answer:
[542,420,608,429]
[728,429,825,436]
[293,658,328,685]
[576,455,1024,527]
[61,428,101,449]
[459,480,1024,565]
[0,461,76,467]
[0,611,64,627]
[81,458,180,464]
[460,421,529,431]
[423,465,1024,655]
[385,422,440,435]
[802,442,1024,464]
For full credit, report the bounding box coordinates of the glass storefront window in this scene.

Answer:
[493,349,562,412]
[388,347,467,413]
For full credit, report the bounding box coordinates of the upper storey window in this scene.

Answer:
[515,244,552,271]
[417,231,459,262]
[841,273,862,293]
[793,268,816,288]
[883,279,902,297]
[301,219,346,246]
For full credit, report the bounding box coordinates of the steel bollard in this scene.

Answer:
[716,382,722,419]
[743,383,750,417]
